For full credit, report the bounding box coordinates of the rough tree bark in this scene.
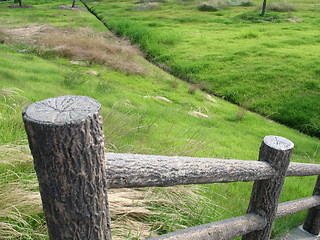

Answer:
[147,213,266,240]
[105,153,320,189]
[23,95,111,240]
[242,135,294,240]
[303,176,320,235]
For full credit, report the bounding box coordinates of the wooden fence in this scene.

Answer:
[22,95,320,240]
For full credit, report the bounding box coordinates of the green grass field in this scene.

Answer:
[0,0,319,239]
[85,0,320,138]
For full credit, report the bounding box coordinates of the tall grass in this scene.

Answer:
[88,0,320,137]
[0,145,44,240]
[0,176,44,239]
[100,17,181,58]
[147,185,228,235]
[0,0,319,238]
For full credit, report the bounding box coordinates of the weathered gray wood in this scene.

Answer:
[303,176,320,235]
[105,153,319,189]
[242,135,294,240]
[105,153,275,188]
[276,196,320,219]
[23,96,111,240]
[147,213,266,240]
[144,197,320,240]
[287,162,320,177]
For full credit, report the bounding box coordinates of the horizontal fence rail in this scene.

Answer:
[276,196,320,219]
[146,196,320,240]
[147,213,267,240]
[23,96,320,240]
[106,153,320,189]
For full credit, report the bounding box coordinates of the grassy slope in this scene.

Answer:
[0,0,319,238]
[86,0,320,138]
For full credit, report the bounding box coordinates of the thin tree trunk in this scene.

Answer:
[14,0,22,6]
[72,0,76,8]
[260,0,267,16]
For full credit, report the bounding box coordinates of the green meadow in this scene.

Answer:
[86,0,320,138]
[0,0,319,239]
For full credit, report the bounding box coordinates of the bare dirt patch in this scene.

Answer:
[0,25,148,75]
[8,5,33,8]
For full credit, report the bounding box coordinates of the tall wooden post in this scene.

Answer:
[242,136,294,240]
[303,176,320,235]
[23,95,111,240]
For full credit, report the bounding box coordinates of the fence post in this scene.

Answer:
[242,135,294,240]
[22,95,111,240]
[303,176,320,235]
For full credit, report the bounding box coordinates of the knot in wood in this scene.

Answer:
[23,95,101,125]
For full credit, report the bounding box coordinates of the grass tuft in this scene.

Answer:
[63,70,88,88]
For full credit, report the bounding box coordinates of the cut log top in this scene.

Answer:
[263,135,294,151]
[22,95,101,125]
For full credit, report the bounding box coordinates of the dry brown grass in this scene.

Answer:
[0,145,156,239]
[0,143,223,239]
[0,88,28,114]
[109,188,157,239]
[0,145,43,239]
[0,25,148,75]
[235,101,251,120]
[0,176,44,239]
[188,82,205,94]
[0,144,32,165]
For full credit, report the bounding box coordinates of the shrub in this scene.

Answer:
[197,0,228,11]
[135,0,165,3]
[240,0,253,6]
[226,0,253,6]
[132,2,160,11]
[267,2,295,12]
[237,30,259,39]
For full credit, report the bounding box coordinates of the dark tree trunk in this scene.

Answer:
[14,0,22,6]
[23,95,111,240]
[72,0,76,8]
[260,0,267,16]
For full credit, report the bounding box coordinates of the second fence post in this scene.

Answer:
[303,175,320,235]
[242,135,294,240]
[23,95,111,240]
